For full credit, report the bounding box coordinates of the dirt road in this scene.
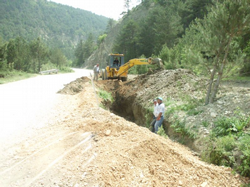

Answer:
[0,69,91,137]
[0,73,249,186]
[0,69,92,186]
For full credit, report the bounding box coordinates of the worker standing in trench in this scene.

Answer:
[150,99,158,132]
[154,97,165,133]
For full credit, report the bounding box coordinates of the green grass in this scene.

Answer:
[201,111,250,177]
[170,117,198,140]
[201,120,210,127]
[211,114,250,137]
[58,66,74,73]
[0,70,37,84]
[223,76,250,81]
[157,126,168,138]
[98,89,113,103]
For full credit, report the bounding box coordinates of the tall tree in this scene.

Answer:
[179,0,250,104]
[105,19,116,34]
[124,0,131,12]
[113,20,139,61]
[74,33,96,67]
[208,0,250,103]
[6,37,29,71]
[137,8,159,57]
[0,38,7,70]
[180,0,212,29]
[50,49,67,69]
[83,33,95,60]
[30,37,48,73]
[74,39,84,67]
[153,2,183,52]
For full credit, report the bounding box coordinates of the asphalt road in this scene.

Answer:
[0,69,92,139]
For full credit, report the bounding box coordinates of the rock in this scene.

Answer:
[201,181,208,187]
[105,130,111,136]
[210,112,217,118]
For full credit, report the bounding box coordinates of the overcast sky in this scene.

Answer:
[49,0,140,20]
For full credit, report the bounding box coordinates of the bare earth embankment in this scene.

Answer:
[0,74,249,186]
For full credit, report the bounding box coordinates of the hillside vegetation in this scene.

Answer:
[0,0,108,59]
[0,0,109,78]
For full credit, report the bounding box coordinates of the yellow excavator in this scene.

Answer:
[101,53,154,81]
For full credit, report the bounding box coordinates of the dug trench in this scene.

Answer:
[96,69,208,152]
[96,68,250,162]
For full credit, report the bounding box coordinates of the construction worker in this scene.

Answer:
[113,57,119,67]
[154,97,165,133]
[150,98,158,132]
[93,63,99,81]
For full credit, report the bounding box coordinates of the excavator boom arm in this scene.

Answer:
[117,58,152,76]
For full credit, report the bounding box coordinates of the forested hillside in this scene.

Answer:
[0,0,109,59]
[87,0,250,77]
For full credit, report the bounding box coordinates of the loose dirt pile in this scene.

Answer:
[53,77,249,186]
[57,77,90,95]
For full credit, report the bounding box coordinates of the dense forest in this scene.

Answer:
[113,0,250,73]
[0,0,109,74]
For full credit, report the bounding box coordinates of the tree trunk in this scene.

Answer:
[205,43,225,105]
[209,37,232,103]
[205,64,217,105]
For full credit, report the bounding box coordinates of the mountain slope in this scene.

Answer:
[0,0,109,58]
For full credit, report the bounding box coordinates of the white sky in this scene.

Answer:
[49,0,140,20]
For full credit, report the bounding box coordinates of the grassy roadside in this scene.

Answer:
[0,70,37,84]
[223,76,250,81]
[0,68,74,84]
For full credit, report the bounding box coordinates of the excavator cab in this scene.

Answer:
[109,54,125,69]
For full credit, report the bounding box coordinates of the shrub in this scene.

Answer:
[170,118,197,140]
[98,89,113,103]
[60,66,74,73]
[202,112,250,177]
[136,64,148,74]
[237,135,250,177]
[187,109,203,116]
[212,115,250,137]
[41,62,57,71]
[202,135,236,167]
[128,66,137,74]
[201,120,210,127]
[157,126,168,138]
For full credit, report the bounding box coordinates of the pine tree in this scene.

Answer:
[179,0,250,104]
[113,20,139,61]
[30,37,48,73]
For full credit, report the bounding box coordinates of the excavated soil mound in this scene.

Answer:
[96,69,208,125]
[57,77,89,95]
[96,69,250,152]
[60,79,249,186]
